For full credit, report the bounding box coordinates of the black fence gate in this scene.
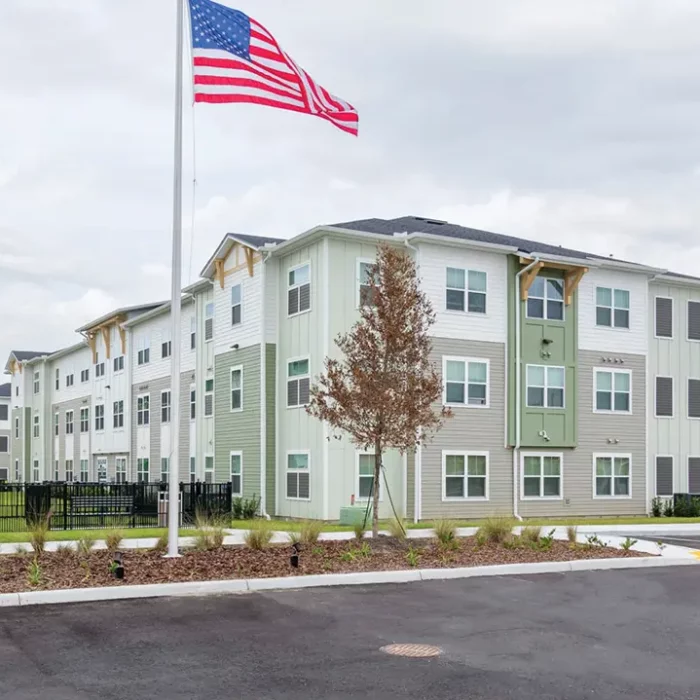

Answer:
[0,482,233,533]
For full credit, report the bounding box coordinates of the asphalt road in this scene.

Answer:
[1,568,699,700]
[633,534,700,550]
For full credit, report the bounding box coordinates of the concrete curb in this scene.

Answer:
[0,555,695,608]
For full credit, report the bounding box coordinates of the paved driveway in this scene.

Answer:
[1,568,699,700]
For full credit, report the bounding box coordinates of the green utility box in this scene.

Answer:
[339,506,373,526]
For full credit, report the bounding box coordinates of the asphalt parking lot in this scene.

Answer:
[635,534,700,550]
[1,568,699,700]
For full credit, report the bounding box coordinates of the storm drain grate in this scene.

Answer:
[380,644,441,658]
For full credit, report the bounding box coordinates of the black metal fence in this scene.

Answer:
[0,482,233,532]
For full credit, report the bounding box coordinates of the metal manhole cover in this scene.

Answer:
[380,644,441,658]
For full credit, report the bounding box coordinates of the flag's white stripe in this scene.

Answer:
[194,83,306,107]
[290,59,320,113]
[194,66,302,99]
[250,53,291,73]
[193,48,298,89]
[249,18,275,42]
[304,73,338,113]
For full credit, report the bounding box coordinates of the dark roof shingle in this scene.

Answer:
[10,350,52,362]
[231,233,285,249]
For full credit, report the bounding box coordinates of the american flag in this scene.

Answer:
[188,0,359,136]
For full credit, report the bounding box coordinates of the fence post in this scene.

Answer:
[63,482,68,530]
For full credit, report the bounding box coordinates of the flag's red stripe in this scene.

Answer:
[249,45,287,65]
[195,92,309,114]
[250,28,274,46]
[249,18,274,42]
[320,85,345,112]
[194,75,302,102]
[193,56,298,89]
[318,112,358,135]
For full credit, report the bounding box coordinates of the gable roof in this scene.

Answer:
[9,350,52,362]
[76,302,165,334]
[0,383,10,398]
[200,232,285,279]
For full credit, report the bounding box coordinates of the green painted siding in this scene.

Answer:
[265,344,276,515]
[214,346,261,499]
[508,256,578,448]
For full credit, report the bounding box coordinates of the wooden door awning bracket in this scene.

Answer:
[519,257,588,305]
[100,327,111,359]
[214,259,225,289]
[118,325,126,355]
[520,261,544,301]
[244,247,254,277]
[87,333,97,363]
[564,267,588,306]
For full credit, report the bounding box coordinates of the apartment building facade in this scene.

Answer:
[4,216,700,521]
[0,383,10,481]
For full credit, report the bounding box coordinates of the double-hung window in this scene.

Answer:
[655,376,673,417]
[190,316,196,349]
[33,414,39,439]
[137,337,150,365]
[204,455,214,484]
[161,391,171,423]
[113,355,124,372]
[14,417,19,439]
[288,263,311,315]
[113,400,124,429]
[357,453,379,500]
[287,359,310,407]
[54,412,59,437]
[65,410,74,435]
[137,458,149,483]
[66,373,74,387]
[230,452,242,496]
[357,260,377,307]
[190,386,196,420]
[204,379,214,416]
[65,460,74,483]
[443,452,488,500]
[95,404,104,431]
[79,459,89,482]
[522,454,562,499]
[80,407,89,433]
[115,457,127,484]
[95,362,105,378]
[595,369,631,413]
[443,357,489,406]
[81,369,89,383]
[161,336,171,359]
[54,460,59,482]
[231,284,242,325]
[526,365,565,408]
[33,372,40,394]
[286,452,310,500]
[230,367,243,411]
[655,297,673,338]
[137,395,150,426]
[594,454,631,498]
[55,369,60,391]
[596,287,630,329]
[445,268,487,313]
[160,457,169,483]
[527,277,564,320]
[204,303,214,341]
[32,460,40,482]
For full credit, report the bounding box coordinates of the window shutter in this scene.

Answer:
[688,458,700,494]
[655,456,673,496]
[299,283,311,312]
[299,377,310,405]
[689,379,700,418]
[204,394,213,416]
[0,468,7,481]
[288,287,299,315]
[204,318,213,341]
[689,301,700,341]
[656,377,673,417]
[286,473,298,499]
[287,379,299,407]
[298,472,310,499]
[655,297,673,338]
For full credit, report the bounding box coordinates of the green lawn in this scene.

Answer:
[0,528,190,544]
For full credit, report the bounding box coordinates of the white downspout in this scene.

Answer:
[513,257,541,522]
[260,250,271,519]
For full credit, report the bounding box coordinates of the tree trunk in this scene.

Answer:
[373,438,382,538]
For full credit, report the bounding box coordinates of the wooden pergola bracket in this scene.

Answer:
[214,259,225,289]
[100,327,111,359]
[118,325,126,355]
[519,257,588,305]
[564,267,588,306]
[520,261,544,301]
[244,247,254,277]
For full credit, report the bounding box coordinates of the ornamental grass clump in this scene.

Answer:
[477,517,514,545]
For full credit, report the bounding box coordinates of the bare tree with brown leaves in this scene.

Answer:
[307,244,452,537]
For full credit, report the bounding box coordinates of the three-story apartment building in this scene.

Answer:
[4,216,700,520]
[0,382,10,481]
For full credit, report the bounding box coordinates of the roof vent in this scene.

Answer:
[412,216,447,225]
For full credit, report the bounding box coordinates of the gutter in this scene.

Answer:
[513,256,541,522]
[259,250,271,519]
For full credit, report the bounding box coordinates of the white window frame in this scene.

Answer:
[33,372,40,394]
[231,283,243,326]
[442,356,490,408]
[14,417,19,439]
[14,458,20,482]
[161,390,171,423]
[80,407,89,433]
[230,366,243,413]
[137,335,151,366]
[54,412,59,437]
[288,261,312,317]
[113,400,124,429]
[189,456,196,480]
[285,450,311,501]
[525,364,566,409]
[66,373,74,387]
[441,450,489,502]
[445,267,488,314]
[190,384,196,421]
[96,458,108,484]
[32,460,40,483]
[65,410,74,435]
[65,460,74,483]
[595,286,630,330]
[161,339,172,359]
[55,368,60,391]
[687,300,700,343]
[79,459,89,482]
[113,355,124,373]
[593,368,632,415]
[520,452,564,501]
[33,413,40,439]
[160,457,169,483]
[592,453,632,499]
[190,315,196,350]
[137,393,150,426]
[204,303,214,342]
[95,362,105,378]
[526,276,565,321]
[356,451,383,502]
[286,356,310,409]
[230,451,243,497]
[137,457,149,483]
[204,454,215,484]
[95,404,105,432]
[356,257,377,308]
[115,457,127,484]
[81,369,89,383]
[654,375,674,419]
[204,379,214,417]
[654,295,674,340]
[54,460,60,482]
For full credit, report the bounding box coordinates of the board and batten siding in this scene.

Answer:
[214,346,261,495]
[518,350,647,517]
[419,337,511,520]
[417,242,508,344]
[265,344,276,515]
[648,281,700,494]
[577,267,649,355]
[51,396,90,480]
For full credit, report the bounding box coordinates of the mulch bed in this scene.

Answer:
[0,538,647,594]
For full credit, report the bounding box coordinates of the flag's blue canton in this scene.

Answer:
[189,0,251,59]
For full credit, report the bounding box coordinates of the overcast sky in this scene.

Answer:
[2,0,700,368]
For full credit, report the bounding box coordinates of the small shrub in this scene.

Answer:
[241,496,260,520]
[340,550,356,563]
[538,528,556,550]
[27,558,42,588]
[244,522,273,550]
[287,530,302,545]
[651,498,663,518]
[585,534,605,549]
[434,519,458,546]
[521,526,541,545]
[353,521,366,542]
[300,520,324,545]
[28,515,51,555]
[386,517,407,540]
[663,500,674,518]
[152,532,169,552]
[55,543,74,559]
[311,545,324,556]
[566,525,578,544]
[210,527,226,549]
[232,497,244,520]
[502,537,520,550]
[358,542,372,558]
[77,536,96,556]
[406,545,420,567]
[620,537,637,552]
[105,530,124,552]
[478,517,513,544]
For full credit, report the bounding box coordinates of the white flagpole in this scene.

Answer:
[166,0,185,558]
